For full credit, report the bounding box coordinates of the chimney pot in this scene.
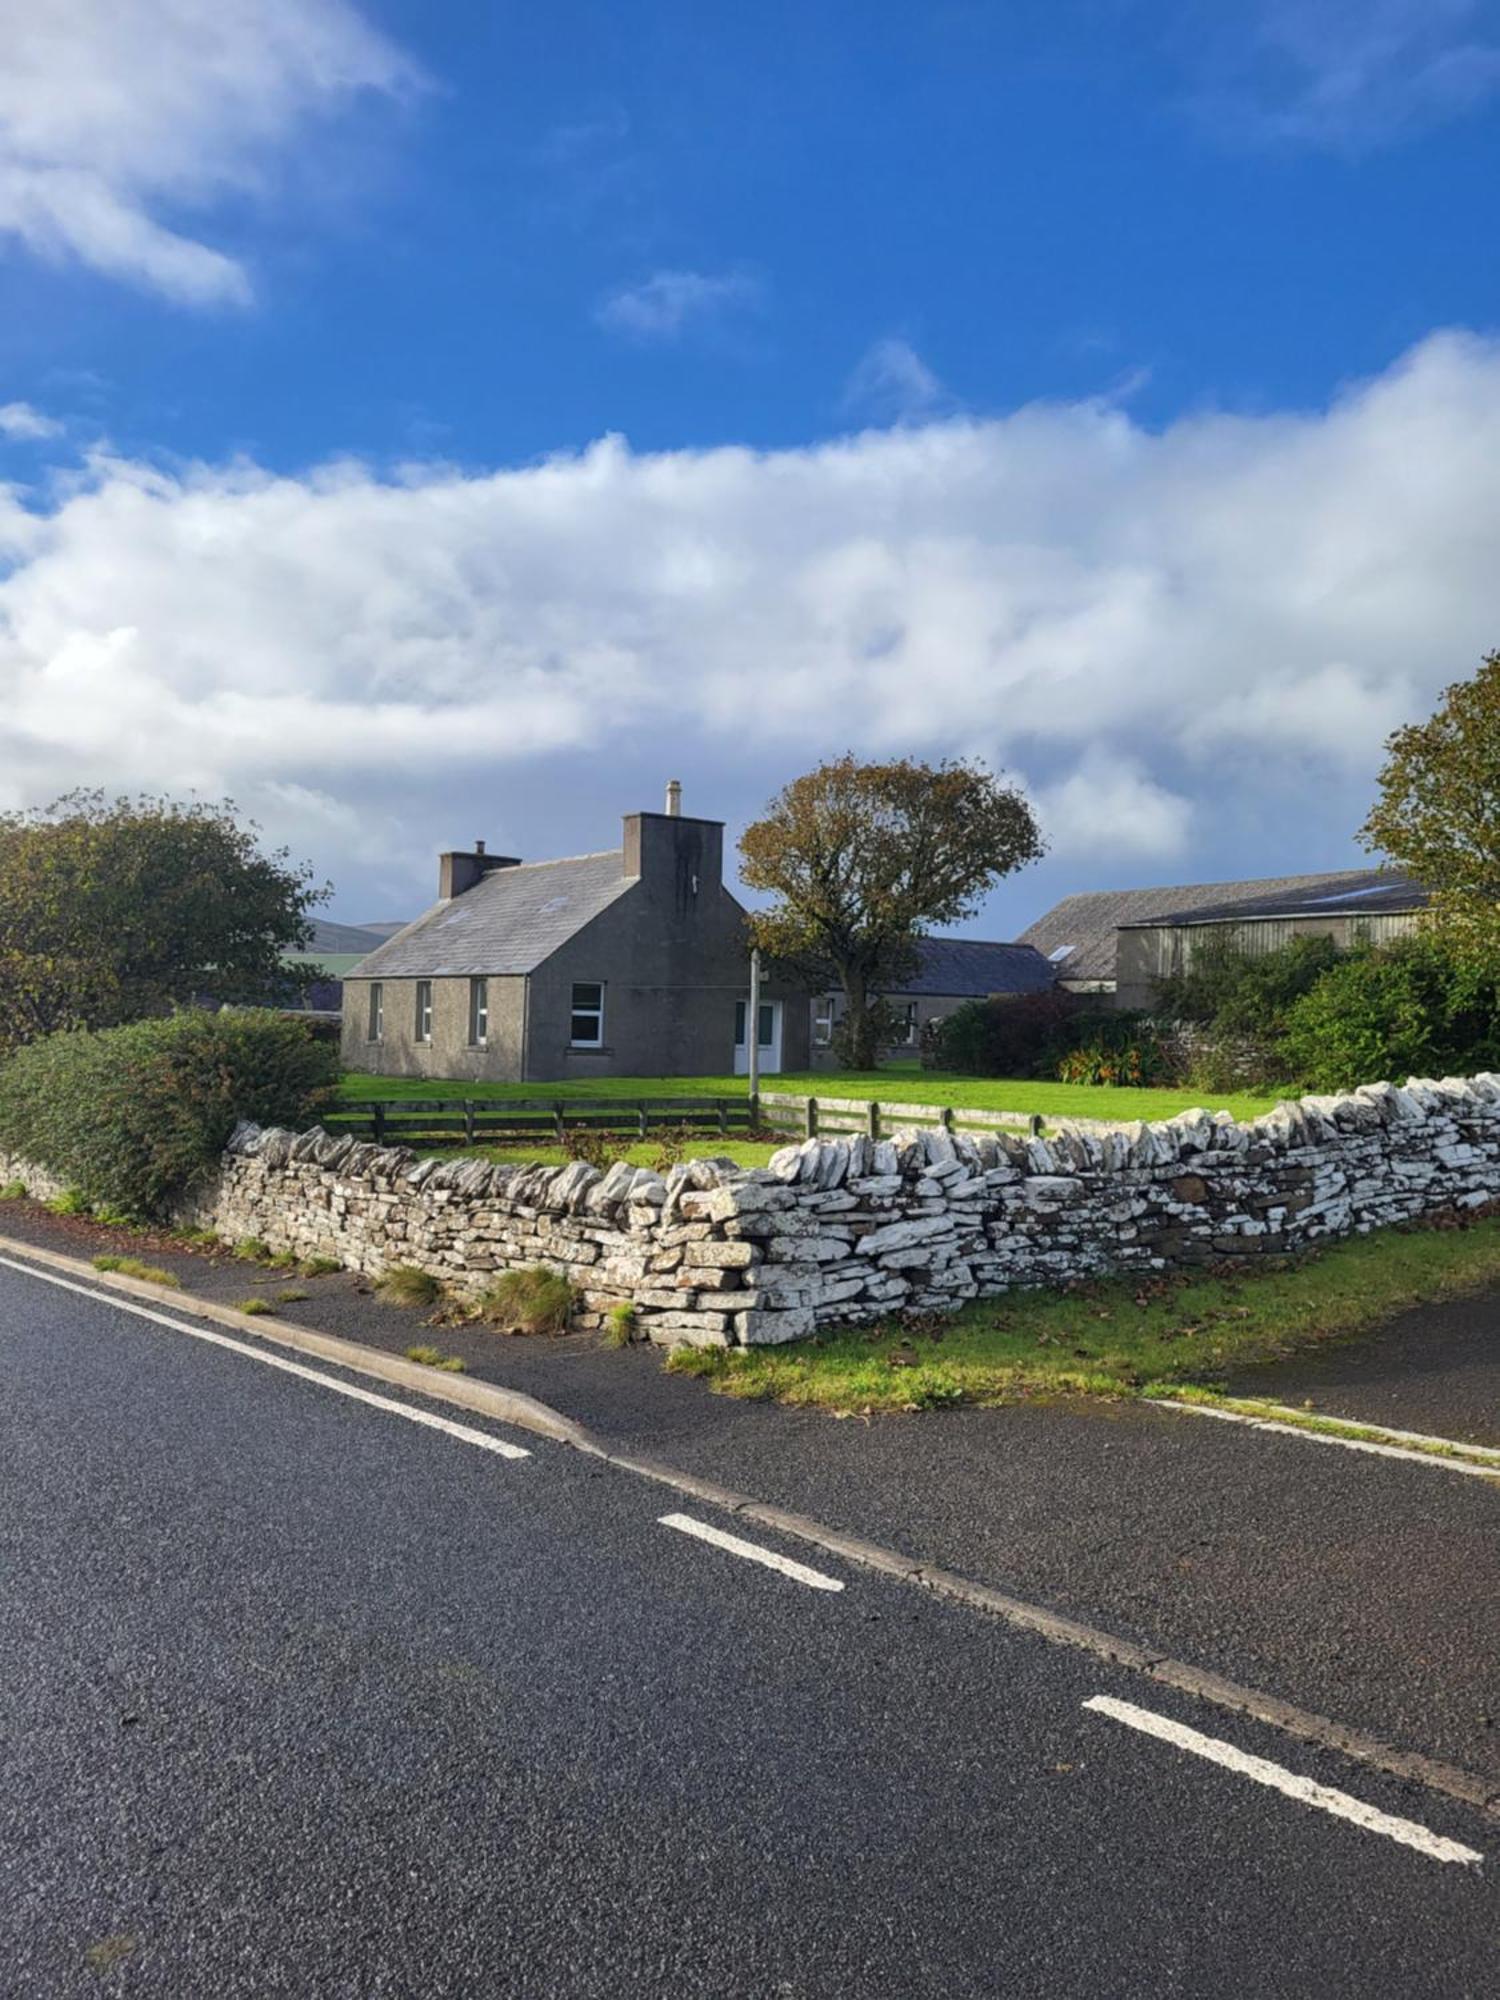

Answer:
[665,778,682,817]
[475,838,485,854]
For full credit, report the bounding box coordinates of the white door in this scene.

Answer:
[733,997,783,1075]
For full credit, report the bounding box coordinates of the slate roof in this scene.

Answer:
[1136,869,1426,928]
[898,936,1056,997]
[347,852,634,978]
[1018,870,1424,986]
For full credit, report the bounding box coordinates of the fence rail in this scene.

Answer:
[758,1091,1045,1142]
[327,1095,756,1147]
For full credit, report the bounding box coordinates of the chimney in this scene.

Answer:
[665,778,682,817]
[622,799,723,910]
[439,843,521,899]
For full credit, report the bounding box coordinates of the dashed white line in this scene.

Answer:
[1083,1696,1484,1868]
[1148,1397,1500,1481]
[658,1511,845,1591]
[0,1255,531,1461]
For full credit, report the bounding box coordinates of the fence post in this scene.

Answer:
[372,1101,386,1145]
[464,1101,476,1146]
[553,1101,566,1141]
[867,1099,880,1142]
[804,1095,818,1140]
[1029,1113,1043,1137]
[717,1097,728,1136]
[638,1100,649,1140]
[940,1106,955,1135]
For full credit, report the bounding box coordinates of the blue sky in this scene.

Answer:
[3,1,1500,932]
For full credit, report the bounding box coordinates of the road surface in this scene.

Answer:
[1,1258,1494,1995]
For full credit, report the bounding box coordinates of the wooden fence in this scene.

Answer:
[757,1091,1045,1142]
[327,1096,757,1148]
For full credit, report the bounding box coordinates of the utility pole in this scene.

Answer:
[747,946,762,1116]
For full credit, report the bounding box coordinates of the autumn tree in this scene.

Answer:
[0,792,325,1056]
[1361,650,1500,971]
[739,755,1045,1070]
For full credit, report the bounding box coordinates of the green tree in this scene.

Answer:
[739,755,1044,1069]
[1280,935,1500,1092]
[0,792,325,1055]
[1361,650,1500,970]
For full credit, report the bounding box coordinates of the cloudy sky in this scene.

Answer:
[2,2,1499,931]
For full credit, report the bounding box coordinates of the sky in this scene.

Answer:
[1,2,1499,934]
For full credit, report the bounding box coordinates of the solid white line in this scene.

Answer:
[658,1511,845,1591]
[1148,1398,1500,1481]
[0,1254,530,1461]
[1083,1696,1483,1868]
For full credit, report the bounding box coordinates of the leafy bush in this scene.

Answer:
[0,1008,337,1220]
[1281,937,1500,1091]
[1055,1037,1164,1087]
[923,989,1083,1077]
[1154,934,1342,1038]
[481,1266,575,1335]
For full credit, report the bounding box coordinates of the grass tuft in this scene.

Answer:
[46,1187,90,1216]
[480,1266,575,1336]
[377,1264,443,1308]
[406,1343,467,1372]
[274,1287,310,1304]
[91,1253,180,1287]
[297,1256,342,1278]
[668,1217,1500,1415]
[236,1296,272,1316]
[601,1300,639,1349]
[0,1179,28,1200]
[232,1236,274,1264]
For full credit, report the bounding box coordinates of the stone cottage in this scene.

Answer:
[341,786,809,1083]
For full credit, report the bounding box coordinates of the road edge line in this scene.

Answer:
[5,1231,1496,1823]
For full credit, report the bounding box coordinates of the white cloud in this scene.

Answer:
[0,402,62,441]
[0,0,416,304]
[842,338,949,426]
[2,332,1499,898]
[596,268,763,341]
[1200,0,1500,148]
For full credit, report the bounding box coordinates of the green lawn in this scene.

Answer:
[336,1067,1287,1126]
[667,1217,1500,1414]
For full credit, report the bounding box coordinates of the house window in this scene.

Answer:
[735,1000,775,1048]
[415,980,432,1044]
[366,982,384,1043]
[899,1002,920,1046]
[813,997,836,1047]
[468,977,488,1047]
[570,982,605,1047]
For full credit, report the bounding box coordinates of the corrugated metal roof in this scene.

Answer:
[348,852,634,978]
[901,936,1056,996]
[1137,870,1427,927]
[1018,869,1421,984]
[305,917,399,955]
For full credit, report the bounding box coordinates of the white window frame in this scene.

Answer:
[367,982,383,1043]
[812,996,836,1048]
[899,1001,920,1046]
[570,981,605,1049]
[468,976,489,1048]
[415,980,433,1044]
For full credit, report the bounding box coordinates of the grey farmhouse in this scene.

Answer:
[341,790,809,1083]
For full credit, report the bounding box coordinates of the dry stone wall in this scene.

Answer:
[157,1072,1500,1346]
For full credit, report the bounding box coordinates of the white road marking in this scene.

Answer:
[658,1511,845,1591]
[1083,1696,1484,1868]
[1148,1397,1500,1481]
[0,1255,530,1460]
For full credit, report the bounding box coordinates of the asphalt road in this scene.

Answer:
[2,1259,1497,1997]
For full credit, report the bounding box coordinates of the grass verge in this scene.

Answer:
[667,1217,1500,1414]
[92,1253,180,1288]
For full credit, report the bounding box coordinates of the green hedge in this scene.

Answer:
[0,1008,338,1218]
[1280,938,1500,1092]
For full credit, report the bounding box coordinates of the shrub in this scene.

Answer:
[377,1264,443,1308]
[1055,1035,1165,1087]
[1154,933,1342,1038]
[0,1008,337,1220]
[1281,936,1500,1091]
[923,989,1083,1077]
[561,1125,617,1169]
[480,1266,575,1335]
